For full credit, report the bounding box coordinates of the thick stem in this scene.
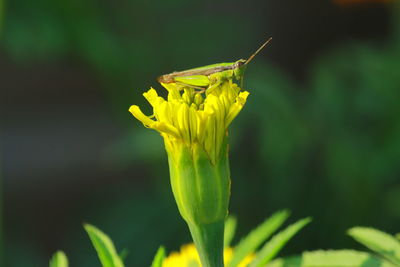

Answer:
[188,221,225,267]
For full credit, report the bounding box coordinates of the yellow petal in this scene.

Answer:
[154,122,180,138]
[177,104,190,143]
[143,88,163,107]
[129,105,155,127]
[189,105,198,143]
[129,105,180,138]
[225,91,249,127]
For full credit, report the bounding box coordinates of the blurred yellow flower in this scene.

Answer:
[162,244,254,267]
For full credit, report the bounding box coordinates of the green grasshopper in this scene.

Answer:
[157,37,272,91]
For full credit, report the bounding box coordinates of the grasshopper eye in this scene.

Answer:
[235,60,246,68]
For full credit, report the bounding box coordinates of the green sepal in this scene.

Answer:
[167,139,230,225]
[166,138,230,267]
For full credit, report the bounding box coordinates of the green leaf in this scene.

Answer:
[249,217,311,267]
[84,224,125,267]
[348,227,400,265]
[224,216,237,248]
[49,251,68,267]
[267,250,396,267]
[227,210,290,267]
[151,246,166,267]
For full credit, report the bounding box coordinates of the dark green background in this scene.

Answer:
[2,0,400,266]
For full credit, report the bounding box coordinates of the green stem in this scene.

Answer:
[188,221,225,267]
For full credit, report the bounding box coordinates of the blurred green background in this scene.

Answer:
[1,0,400,266]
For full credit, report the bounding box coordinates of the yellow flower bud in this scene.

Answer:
[129,80,249,267]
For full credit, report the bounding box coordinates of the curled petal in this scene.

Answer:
[225,91,249,127]
[129,105,180,138]
[129,105,155,127]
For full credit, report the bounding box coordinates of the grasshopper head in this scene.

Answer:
[233,59,247,81]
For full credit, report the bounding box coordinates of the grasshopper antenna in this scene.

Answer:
[245,37,272,65]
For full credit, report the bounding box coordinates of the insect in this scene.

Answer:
[157,37,272,90]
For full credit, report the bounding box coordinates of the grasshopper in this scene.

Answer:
[157,37,272,91]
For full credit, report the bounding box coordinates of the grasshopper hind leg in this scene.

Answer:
[173,81,210,94]
[173,81,222,95]
[174,81,206,91]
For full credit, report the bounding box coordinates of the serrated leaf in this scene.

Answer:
[249,217,311,267]
[348,227,400,265]
[151,246,166,267]
[267,250,396,267]
[49,251,68,267]
[84,224,125,267]
[224,216,237,248]
[227,210,290,267]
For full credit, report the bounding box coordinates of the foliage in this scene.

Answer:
[267,250,395,267]
[151,246,166,267]
[248,218,311,267]
[227,210,291,267]
[49,211,309,267]
[224,216,238,248]
[50,221,400,267]
[83,224,125,267]
[156,211,310,267]
[348,227,400,265]
[49,251,68,267]
[266,226,400,267]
